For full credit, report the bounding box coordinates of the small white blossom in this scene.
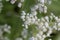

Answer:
[18,3,22,8]
[21,11,26,16]
[40,0,44,4]
[29,37,35,40]
[48,39,52,40]
[58,23,60,26]
[10,0,16,4]
[45,16,49,22]
[44,6,47,13]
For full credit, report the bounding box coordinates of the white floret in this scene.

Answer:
[44,6,47,13]
[48,39,52,40]
[21,11,26,16]
[18,3,22,8]
[29,37,35,40]
[45,16,49,22]
[40,0,44,4]
[45,22,49,27]
[58,23,60,27]
[10,0,16,4]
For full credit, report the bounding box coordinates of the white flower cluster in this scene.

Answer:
[18,3,22,8]
[35,13,60,40]
[9,0,59,40]
[19,0,60,40]
[21,11,38,29]
[30,0,48,14]
[0,0,3,13]
[10,0,25,8]
[0,24,11,40]
[38,0,52,5]
[21,11,60,40]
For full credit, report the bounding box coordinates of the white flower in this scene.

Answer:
[39,31,43,35]
[29,14,33,18]
[58,28,60,31]
[31,11,37,16]
[25,24,28,29]
[27,13,29,16]
[3,24,11,33]
[45,22,49,27]
[37,19,40,22]
[8,26,11,29]
[53,25,57,30]
[58,23,60,27]
[49,16,53,20]
[21,16,25,19]
[51,13,55,17]
[31,7,36,11]
[39,4,44,13]
[40,0,44,4]
[55,16,58,21]
[46,33,50,37]
[42,35,47,39]
[48,0,52,5]
[31,18,36,23]
[41,17,45,22]
[34,16,38,20]
[22,24,24,27]
[4,28,11,33]
[36,34,41,38]
[44,6,47,13]
[48,39,52,40]
[29,37,35,40]
[18,3,22,8]
[21,11,26,16]
[45,16,49,22]
[42,26,47,32]
[34,5,38,10]
[47,28,52,37]
[10,0,16,4]
[57,19,60,22]
[44,0,47,3]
